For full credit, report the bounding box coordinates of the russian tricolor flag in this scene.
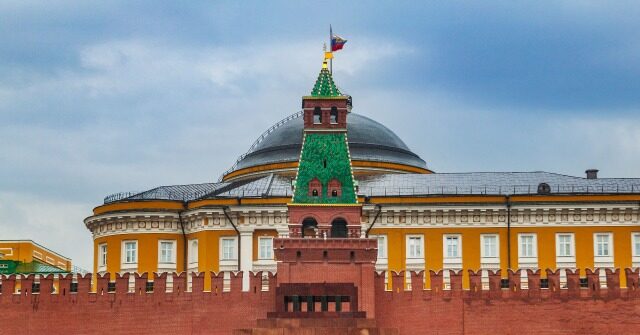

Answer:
[331,34,347,52]
[330,25,347,52]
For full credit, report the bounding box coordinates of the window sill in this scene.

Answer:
[594,256,614,264]
[480,257,500,264]
[376,258,388,265]
[556,256,576,263]
[121,263,138,270]
[443,258,462,269]
[406,257,424,263]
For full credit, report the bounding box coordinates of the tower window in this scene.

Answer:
[308,178,322,197]
[313,107,322,124]
[328,178,342,198]
[330,107,338,124]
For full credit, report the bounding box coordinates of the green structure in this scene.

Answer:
[0,259,69,275]
[310,65,342,97]
[293,133,357,204]
[292,61,357,205]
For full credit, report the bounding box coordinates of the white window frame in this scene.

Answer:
[98,243,107,271]
[258,237,274,260]
[594,233,612,257]
[480,234,500,268]
[632,233,640,267]
[405,235,425,269]
[188,239,199,266]
[406,235,424,259]
[372,235,388,271]
[221,238,237,260]
[480,234,498,258]
[593,233,614,264]
[555,233,576,268]
[376,235,388,260]
[443,234,463,271]
[219,236,238,273]
[518,233,538,268]
[158,240,176,265]
[121,240,138,270]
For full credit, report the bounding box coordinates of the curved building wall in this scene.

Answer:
[86,195,640,288]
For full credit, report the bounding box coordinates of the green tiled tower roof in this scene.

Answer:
[310,62,342,97]
[293,133,357,204]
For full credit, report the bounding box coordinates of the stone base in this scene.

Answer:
[233,318,398,335]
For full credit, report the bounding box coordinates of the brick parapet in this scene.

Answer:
[2,268,639,304]
[2,268,640,334]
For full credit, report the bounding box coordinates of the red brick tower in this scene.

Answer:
[269,58,379,326]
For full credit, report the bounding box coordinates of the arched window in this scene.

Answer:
[313,107,322,124]
[302,217,318,238]
[330,218,348,238]
[328,178,342,198]
[308,178,322,197]
[330,107,338,124]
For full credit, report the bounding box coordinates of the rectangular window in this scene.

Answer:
[313,107,322,124]
[98,244,107,267]
[377,235,387,259]
[519,234,537,258]
[407,236,423,259]
[189,239,198,264]
[258,237,273,260]
[444,235,461,258]
[481,235,498,258]
[595,233,612,257]
[633,234,640,257]
[222,238,236,260]
[557,234,574,257]
[159,241,175,263]
[124,241,137,264]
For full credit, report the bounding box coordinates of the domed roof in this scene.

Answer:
[223,112,427,179]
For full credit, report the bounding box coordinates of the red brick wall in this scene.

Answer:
[2,268,640,334]
[375,269,640,334]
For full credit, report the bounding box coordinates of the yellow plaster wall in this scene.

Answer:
[0,241,71,271]
[185,230,237,290]
[370,226,637,288]
[93,233,185,280]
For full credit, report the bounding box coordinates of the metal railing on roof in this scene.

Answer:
[103,192,141,204]
[218,110,304,181]
[358,184,640,197]
[103,189,216,204]
[104,183,639,204]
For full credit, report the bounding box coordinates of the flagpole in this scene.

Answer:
[329,24,333,74]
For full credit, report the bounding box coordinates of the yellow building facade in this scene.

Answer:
[84,63,640,290]
[0,240,71,272]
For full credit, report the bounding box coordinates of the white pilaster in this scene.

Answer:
[239,230,253,291]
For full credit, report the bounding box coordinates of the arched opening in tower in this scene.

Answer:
[330,218,348,238]
[301,217,318,238]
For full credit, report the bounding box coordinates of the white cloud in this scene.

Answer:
[0,36,415,270]
[0,191,93,269]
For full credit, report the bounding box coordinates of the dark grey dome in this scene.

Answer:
[229,112,427,174]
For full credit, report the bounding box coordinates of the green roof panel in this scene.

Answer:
[310,64,342,97]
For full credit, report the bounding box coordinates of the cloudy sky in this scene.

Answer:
[1,1,639,269]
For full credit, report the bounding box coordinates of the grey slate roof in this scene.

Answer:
[228,112,428,173]
[105,172,640,204]
[357,172,640,196]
